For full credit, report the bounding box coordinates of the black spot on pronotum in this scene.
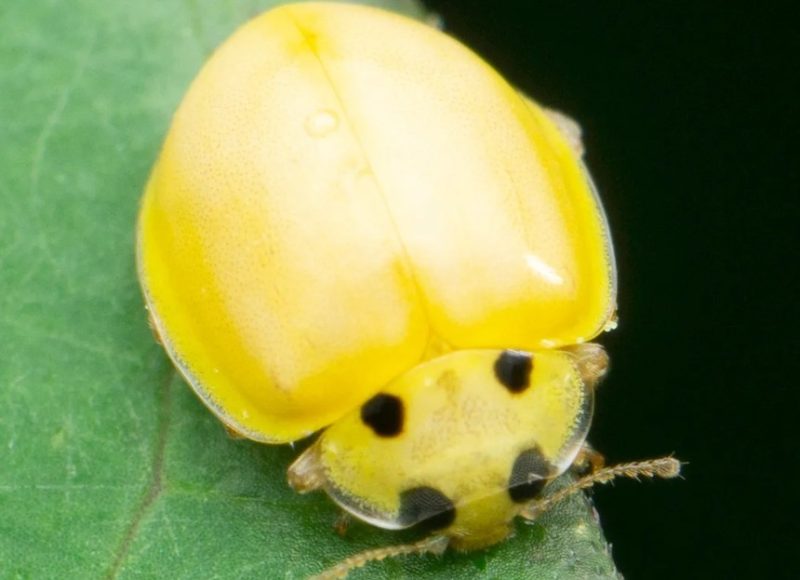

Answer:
[398,486,456,532]
[508,447,552,503]
[360,393,404,437]
[494,350,533,393]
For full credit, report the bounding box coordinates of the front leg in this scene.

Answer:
[333,510,352,537]
[572,443,606,477]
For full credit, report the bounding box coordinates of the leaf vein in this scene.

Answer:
[104,367,175,579]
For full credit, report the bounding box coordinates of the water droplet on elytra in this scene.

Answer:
[305,109,339,137]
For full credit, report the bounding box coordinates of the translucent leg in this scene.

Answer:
[572,443,606,476]
[333,511,352,537]
[544,108,585,157]
[222,423,246,440]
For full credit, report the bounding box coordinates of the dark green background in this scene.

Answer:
[423,1,798,578]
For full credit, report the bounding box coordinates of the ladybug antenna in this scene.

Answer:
[311,535,449,580]
[521,456,681,521]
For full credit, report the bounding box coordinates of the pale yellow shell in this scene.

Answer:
[137,3,615,443]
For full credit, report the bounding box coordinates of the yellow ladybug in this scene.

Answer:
[137,2,678,577]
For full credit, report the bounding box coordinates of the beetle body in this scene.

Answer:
[137,1,618,555]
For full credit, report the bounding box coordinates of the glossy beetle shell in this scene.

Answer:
[136,2,615,443]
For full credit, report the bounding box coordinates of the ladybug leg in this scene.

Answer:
[425,12,444,30]
[571,443,606,477]
[333,511,352,537]
[288,441,326,493]
[543,107,585,157]
[222,423,247,440]
[145,307,163,346]
[516,92,585,157]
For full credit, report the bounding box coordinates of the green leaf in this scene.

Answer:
[0,1,619,577]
